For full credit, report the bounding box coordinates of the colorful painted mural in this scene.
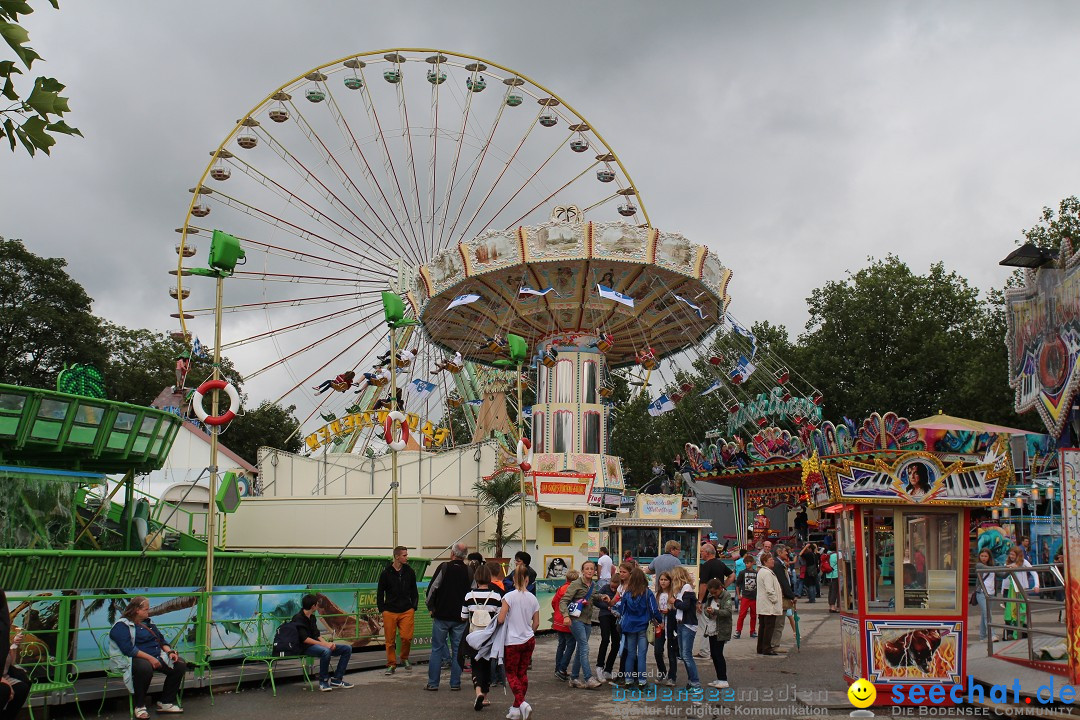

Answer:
[1061,448,1080,684]
[865,620,962,685]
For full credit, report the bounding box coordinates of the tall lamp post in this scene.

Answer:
[497,335,530,553]
[189,229,245,653]
[380,292,418,549]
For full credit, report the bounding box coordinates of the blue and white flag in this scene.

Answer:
[191,336,208,359]
[447,293,481,310]
[596,284,635,308]
[408,379,437,400]
[647,393,676,416]
[519,286,558,297]
[725,313,758,358]
[522,406,533,419]
[699,379,724,396]
[728,355,757,383]
[466,399,483,407]
[674,294,707,319]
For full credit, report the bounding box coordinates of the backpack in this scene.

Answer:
[469,605,494,633]
[820,553,833,574]
[272,621,302,656]
[425,562,446,612]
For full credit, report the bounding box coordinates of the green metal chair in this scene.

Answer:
[21,641,85,720]
[95,635,133,719]
[235,646,315,696]
[184,645,214,705]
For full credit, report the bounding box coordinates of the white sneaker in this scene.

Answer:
[694,649,709,658]
[707,680,724,688]
[586,677,603,689]
[716,680,730,688]
[569,678,586,689]
[596,666,605,680]
[506,707,521,720]
[156,703,183,714]
[519,701,533,720]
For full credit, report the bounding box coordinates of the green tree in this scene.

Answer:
[0,237,105,386]
[1020,196,1080,252]
[797,255,1030,427]
[223,400,303,466]
[100,323,242,405]
[1,1,81,156]
[472,470,526,558]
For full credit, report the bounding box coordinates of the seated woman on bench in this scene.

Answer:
[109,597,187,719]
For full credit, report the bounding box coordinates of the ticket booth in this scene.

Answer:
[801,439,1012,706]
[600,494,712,581]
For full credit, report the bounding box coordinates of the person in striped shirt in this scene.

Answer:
[461,563,504,711]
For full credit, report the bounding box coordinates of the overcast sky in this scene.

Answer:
[3,1,1080,408]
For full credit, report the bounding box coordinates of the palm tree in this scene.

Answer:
[472,470,530,558]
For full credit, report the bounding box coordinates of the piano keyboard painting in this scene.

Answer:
[829,449,1010,506]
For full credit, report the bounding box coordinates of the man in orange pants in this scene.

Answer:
[376,546,418,674]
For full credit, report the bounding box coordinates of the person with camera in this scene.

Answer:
[556,560,601,689]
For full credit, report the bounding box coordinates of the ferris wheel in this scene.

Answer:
[172,49,650,448]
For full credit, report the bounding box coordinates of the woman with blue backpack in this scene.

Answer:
[614,567,662,689]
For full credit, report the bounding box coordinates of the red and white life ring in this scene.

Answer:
[516,437,533,472]
[193,379,240,426]
[384,410,409,451]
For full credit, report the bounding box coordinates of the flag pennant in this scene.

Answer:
[596,284,635,308]
[674,294,707,319]
[699,379,724,396]
[728,355,757,384]
[191,337,208,359]
[447,293,481,309]
[725,313,758,358]
[522,406,533,418]
[647,393,677,416]
[466,399,484,407]
[519,286,559,297]
[409,379,437,399]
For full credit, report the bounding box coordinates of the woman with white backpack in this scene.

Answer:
[461,563,504,711]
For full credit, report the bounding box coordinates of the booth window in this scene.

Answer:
[583,411,601,454]
[553,526,572,545]
[582,360,597,404]
[838,509,857,612]
[532,411,545,453]
[861,508,960,613]
[552,410,573,453]
[661,529,698,565]
[554,360,575,403]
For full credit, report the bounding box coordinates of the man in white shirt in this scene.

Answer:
[597,546,614,584]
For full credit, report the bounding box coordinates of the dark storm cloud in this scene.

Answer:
[2,1,1079,405]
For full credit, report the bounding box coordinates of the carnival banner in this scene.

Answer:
[726,386,822,435]
[1005,240,1080,438]
[746,485,804,509]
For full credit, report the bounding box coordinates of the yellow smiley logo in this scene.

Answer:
[847,678,877,708]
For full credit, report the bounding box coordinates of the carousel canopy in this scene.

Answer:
[415,212,731,368]
[908,412,1039,436]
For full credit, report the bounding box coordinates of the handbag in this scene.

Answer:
[969,590,979,606]
[568,581,596,618]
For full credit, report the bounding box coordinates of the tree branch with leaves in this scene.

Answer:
[1,0,81,157]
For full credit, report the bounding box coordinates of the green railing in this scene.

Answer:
[7,584,436,701]
[0,384,183,473]
[0,549,430,592]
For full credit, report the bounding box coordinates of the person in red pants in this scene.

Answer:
[735,554,758,639]
[499,567,540,720]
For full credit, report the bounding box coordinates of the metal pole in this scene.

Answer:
[204,273,224,653]
[390,325,399,548]
[518,363,527,554]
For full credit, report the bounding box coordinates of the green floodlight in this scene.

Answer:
[381,291,419,328]
[494,333,528,367]
[215,471,243,513]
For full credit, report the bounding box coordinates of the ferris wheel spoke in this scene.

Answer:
[221,301,379,350]
[231,270,389,286]
[184,291,371,317]
[318,78,423,267]
[252,118,415,267]
[268,308,392,403]
[464,131,574,242]
[436,79,513,252]
[446,104,545,246]
[434,79,478,252]
[354,62,426,259]
[427,58,444,261]
[220,150,393,268]
[393,59,429,255]
[581,193,620,213]
[205,184,388,267]
[504,160,600,229]
[225,233,371,275]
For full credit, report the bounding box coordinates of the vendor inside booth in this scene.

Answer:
[601,493,712,577]
[802,438,1011,706]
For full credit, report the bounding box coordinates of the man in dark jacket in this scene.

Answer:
[770,546,797,653]
[377,546,419,675]
[292,594,354,692]
[425,543,471,691]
